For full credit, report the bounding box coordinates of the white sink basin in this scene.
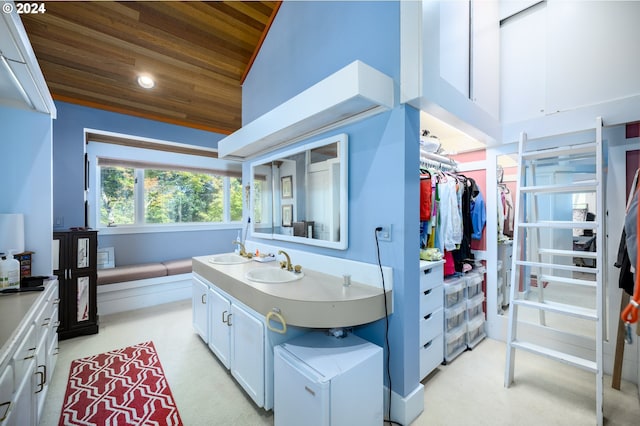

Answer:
[245,267,304,284]
[209,253,251,265]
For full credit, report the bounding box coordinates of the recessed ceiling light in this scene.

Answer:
[137,74,155,89]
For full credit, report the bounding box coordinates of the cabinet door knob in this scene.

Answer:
[226,313,232,327]
[201,294,206,304]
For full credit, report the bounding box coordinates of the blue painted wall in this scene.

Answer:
[52,101,238,265]
[243,1,422,398]
[243,0,400,122]
[0,105,53,275]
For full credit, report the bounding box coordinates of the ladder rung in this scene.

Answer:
[537,274,597,287]
[538,248,597,259]
[520,181,597,194]
[515,260,598,274]
[513,299,597,320]
[521,142,597,160]
[510,340,597,373]
[519,221,597,229]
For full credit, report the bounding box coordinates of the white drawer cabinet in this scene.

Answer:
[0,280,59,426]
[419,261,444,380]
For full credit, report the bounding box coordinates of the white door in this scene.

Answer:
[191,278,208,343]
[230,303,265,408]
[208,287,231,369]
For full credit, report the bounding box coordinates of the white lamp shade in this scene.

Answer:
[0,213,25,255]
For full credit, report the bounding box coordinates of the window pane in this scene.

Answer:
[100,166,135,225]
[144,169,223,223]
[230,177,243,222]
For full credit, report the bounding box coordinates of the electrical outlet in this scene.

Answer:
[377,224,392,242]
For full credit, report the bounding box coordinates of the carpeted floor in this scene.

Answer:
[42,300,640,426]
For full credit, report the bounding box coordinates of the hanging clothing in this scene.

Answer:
[615,229,635,296]
[420,173,432,222]
[503,188,515,238]
[625,187,638,267]
[614,168,640,296]
[497,184,514,239]
[418,164,482,271]
[470,180,486,240]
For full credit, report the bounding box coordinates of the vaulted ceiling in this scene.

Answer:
[18,1,280,134]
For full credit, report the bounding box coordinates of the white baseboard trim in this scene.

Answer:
[97,273,192,316]
[383,382,424,425]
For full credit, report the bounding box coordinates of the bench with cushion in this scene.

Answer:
[97,259,193,285]
[97,258,193,315]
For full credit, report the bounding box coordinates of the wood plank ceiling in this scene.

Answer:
[18,1,280,134]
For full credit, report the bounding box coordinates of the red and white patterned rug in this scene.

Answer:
[59,341,183,426]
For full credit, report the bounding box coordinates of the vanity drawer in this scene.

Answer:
[420,308,443,344]
[419,333,444,380]
[420,263,444,293]
[420,284,443,315]
[12,324,36,382]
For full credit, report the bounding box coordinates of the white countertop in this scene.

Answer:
[193,254,392,328]
[0,280,56,367]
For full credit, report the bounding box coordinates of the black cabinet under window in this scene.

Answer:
[53,230,99,340]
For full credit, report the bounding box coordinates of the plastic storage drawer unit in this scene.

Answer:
[466,316,486,349]
[465,272,483,299]
[444,303,466,332]
[444,325,466,363]
[443,277,465,309]
[466,293,484,320]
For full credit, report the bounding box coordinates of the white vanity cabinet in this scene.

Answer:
[208,285,265,407]
[192,273,305,411]
[419,261,445,380]
[192,277,209,343]
[0,280,59,426]
[207,287,232,369]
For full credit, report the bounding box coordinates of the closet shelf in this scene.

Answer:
[218,60,394,159]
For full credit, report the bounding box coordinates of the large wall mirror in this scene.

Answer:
[250,133,348,250]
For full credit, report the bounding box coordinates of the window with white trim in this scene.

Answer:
[87,134,243,232]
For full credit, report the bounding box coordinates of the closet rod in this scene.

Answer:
[420,151,457,167]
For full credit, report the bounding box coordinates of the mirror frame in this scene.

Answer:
[250,133,349,250]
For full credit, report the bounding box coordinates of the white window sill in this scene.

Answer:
[97,222,243,235]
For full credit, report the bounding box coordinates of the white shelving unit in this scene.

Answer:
[419,260,445,379]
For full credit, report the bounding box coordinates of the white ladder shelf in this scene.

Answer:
[504,117,605,426]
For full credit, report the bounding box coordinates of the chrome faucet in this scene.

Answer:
[278,250,293,271]
[233,240,247,257]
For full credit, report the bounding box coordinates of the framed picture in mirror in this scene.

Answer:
[282,204,293,227]
[281,175,292,199]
